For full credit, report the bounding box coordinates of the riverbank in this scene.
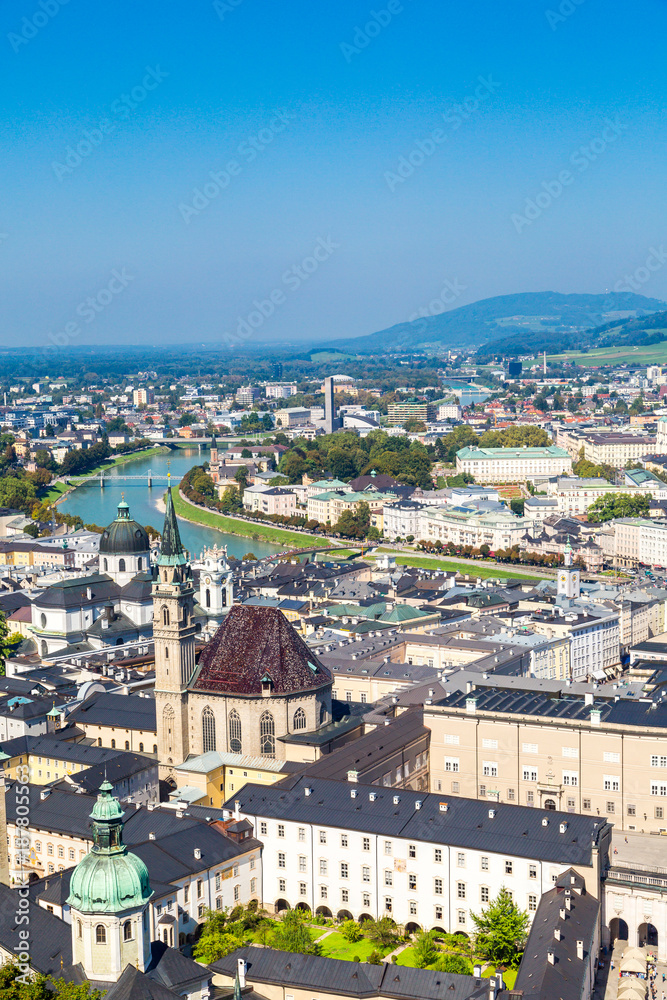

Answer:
[43,446,172,505]
[173,487,327,549]
[371,552,548,582]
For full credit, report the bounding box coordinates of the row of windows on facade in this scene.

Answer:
[278,857,534,885]
[96,738,158,753]
[12,838,83,860]
[436,777,667,817]
[191,704,321,756]
[265,829,538,877]
[275,880,538,915]
[85,918,143,945]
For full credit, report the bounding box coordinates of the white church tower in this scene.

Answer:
[557,539,580,601]
[197,544,234,627]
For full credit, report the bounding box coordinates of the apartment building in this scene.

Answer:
[527,609,619,680]
[456,446,572,483]
[132,388,154,406]
[274,407,311,428]
[425,688,667,832]
[545,477,663,517]
[235,386,261,406]
[419,506,528,550]
[228,775,610,932]
[306,490,390,527]
[265,384,297,399]
[580,433,656,467]
[387,402,435,426]
[614,518,667,569]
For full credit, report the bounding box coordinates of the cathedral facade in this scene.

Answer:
[153,486,333,777]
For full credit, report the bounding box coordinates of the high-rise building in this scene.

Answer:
[323,376,341,434]
[133,388,154,406]
[236,386,261,406]
[271,361,283,380]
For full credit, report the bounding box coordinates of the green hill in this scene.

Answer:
[330,291,666,354]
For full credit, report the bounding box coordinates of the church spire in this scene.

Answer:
[159,479,187,568]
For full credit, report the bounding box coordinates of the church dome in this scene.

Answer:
[67,781,152,914]
[100,499,150,555]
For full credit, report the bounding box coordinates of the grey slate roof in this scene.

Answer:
[0,882,71,975]
[514,870,599,1000]
[227,776,608,866]
[68,692,157,732]
[212,947,489,1000]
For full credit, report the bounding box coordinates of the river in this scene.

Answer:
[59,446,283,560]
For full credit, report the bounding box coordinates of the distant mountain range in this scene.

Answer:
[330,291,667,355]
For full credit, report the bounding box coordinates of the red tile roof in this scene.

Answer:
[192,605,332,696]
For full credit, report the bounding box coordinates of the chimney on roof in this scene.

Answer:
[237,958,247,988]
[547,949,555,965]
[576,940,584,960]
[554,927,561,941]
[194,847,201,860]
[565,895,572,910]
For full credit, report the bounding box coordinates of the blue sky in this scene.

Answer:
[1,0,666,348]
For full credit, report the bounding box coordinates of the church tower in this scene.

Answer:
[557,538,581,601]
[67,781,153,982]
[153,480,197,773]
[198,543,234,629]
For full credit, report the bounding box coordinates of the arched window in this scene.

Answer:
[202,706,216,753]
[222,588,227,607]
[153,744,157,754]
[165,647,169,659]
[124,740,130,750]
[97,737,102,747]
[139,743,144,753]
[111,739,116,749]
[123,920,132,941]
[205,588,211,609]
[119,558,126,573]
[96,924,106,944]
[77,919,82,939]
[103,558,108,572]
[293,707,306,731]
[138,557,143,571]
[260,711,275,757]
[229,710,242,754]
[40,613,47,629]
[162,606,170,627]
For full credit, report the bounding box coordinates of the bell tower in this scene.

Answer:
[153,479,196,773]
[67,781,153,982]
[557,538,581,601]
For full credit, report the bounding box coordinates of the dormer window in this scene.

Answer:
[261,674,273,695]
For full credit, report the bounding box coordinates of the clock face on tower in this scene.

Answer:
[205,577,211,585]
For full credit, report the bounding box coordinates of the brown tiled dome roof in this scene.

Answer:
[192,605,332,696]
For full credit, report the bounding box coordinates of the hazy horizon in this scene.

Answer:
[3,0,666,349]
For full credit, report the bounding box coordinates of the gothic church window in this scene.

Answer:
[260,711,275,757]
[202,706,216,752]
[293,707,306,731]
[229,710,242,754]
[162,606,170,626]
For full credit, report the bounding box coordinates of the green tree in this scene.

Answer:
[510,498,524,516]
[0,476,37,514]
[271,910,320,955]
[0,962,104,1000]
[234,466,250,494]
[219,487,242,513]
[327,446,358,482]
[340,920,363,943]
[365,917,398,949]
[587,492,651,523]
[471,887,529,968]
[179,412,197,426]
[434,954,472,974]
[413,930,439,969]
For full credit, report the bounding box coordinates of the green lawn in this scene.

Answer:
[318,932,389,962]
[173,488,324,549]
[395,947,417,967]
[482,967,517,988]
[372,552,547,582]
[546,341,667,367]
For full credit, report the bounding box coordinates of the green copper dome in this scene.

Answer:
[67,781,153,914]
